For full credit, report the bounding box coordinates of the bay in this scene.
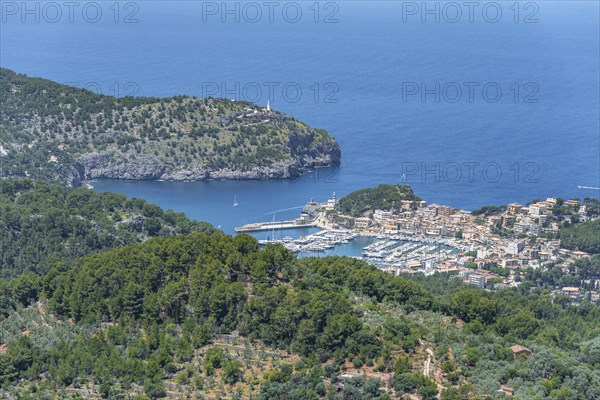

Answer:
[1,1,598,233]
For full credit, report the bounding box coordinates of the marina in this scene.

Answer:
[254,227,463,272]
[240,196,468,271]
[259,229,359,252]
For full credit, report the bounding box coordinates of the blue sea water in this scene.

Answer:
[1,1,599,233]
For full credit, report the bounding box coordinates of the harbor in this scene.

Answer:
[258,229,360,252]
[254,228,463,272]
[361,237,460,274]
[237,194,468,272]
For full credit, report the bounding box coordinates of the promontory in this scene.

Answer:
[0,68,341,186]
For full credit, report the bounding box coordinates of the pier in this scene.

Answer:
[234,220,317,232]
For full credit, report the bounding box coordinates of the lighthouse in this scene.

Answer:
[326,192,337,210]
[266,100,271,112]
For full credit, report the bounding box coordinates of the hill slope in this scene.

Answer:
[0,179,213,279]
[336,184,421,217]
[1,232,599,399]
[560,219,600,254]
[0,68,340,186]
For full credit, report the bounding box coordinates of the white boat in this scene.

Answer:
[233,194,238,207]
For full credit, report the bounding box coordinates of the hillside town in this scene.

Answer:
[282,192,600,302]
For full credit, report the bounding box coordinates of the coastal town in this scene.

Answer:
[236,187,600,303]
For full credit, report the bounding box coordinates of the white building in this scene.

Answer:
[325,192,337,210]
[529,204,547,217]
[354,217,372,228]
[506,241,525,255]
[373,209,393,221]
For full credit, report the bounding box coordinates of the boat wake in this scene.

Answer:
[577,185,600,190]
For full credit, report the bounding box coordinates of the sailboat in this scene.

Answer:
[233,195,238,207]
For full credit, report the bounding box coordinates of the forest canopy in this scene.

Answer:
[335,184,421,217]
[0,179,213,278]
[1,230,598,399]
[559,219,600,254]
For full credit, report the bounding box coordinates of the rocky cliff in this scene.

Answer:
[0,68,341,186]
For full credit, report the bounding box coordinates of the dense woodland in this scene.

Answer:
[0,181,598,399]
[560,219,600,254]
[0,179,213,279]
[335,184,421,217]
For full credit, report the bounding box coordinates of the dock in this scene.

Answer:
[235,220,317,232]
[258,229,360,253]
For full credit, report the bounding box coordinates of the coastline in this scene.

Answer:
[237,192,598,293]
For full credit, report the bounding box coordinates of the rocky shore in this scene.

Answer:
[57,128,341,186]
[74,136,340,183]
[1,68,342,187]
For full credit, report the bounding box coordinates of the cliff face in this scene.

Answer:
[75,138,340,181]
[0,68,341,186]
